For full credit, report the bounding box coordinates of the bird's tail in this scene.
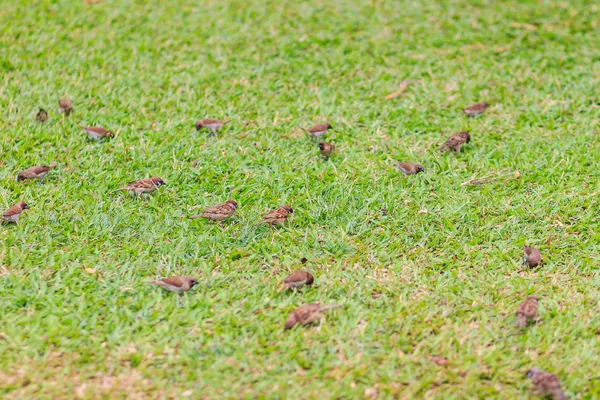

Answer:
[516,313,527,328]
[552,390,567,400]
[300,128,314,137]
[438,144,449,151]
[189,214,204,220]
[109,187,127,194]
[277,283,290,293]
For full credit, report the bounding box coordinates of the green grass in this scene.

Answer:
[1,0,599,398]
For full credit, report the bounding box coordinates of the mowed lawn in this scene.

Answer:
[1,0,599,398]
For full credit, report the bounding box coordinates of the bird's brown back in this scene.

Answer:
[284,270,314,286]
[517,297,538,318]
[308,123,331,133]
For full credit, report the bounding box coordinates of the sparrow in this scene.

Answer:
[277,270,314,293]
[302,123,332,139]
[463,102,490,117]
[318,142,334,159]
[523,246,542,267]
[80,126,114,141]
[526,368,567,400]
[36,108,48,123]
[439,131,471,152]
[148,276,199,294]
[110,177,166,198]
[189,200,237,221]
[257,205,294,227]
[195,119,228,135]
[397,162,424,175]
[1,202,29,224]
[58,99,73,115]
[17,163,57,182]
[516,296,539,328]
[284,302,341,330]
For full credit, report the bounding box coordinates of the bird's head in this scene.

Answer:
[526,368,541,379]
[280,205,294,214]
[226,200,238,210]
[151,177,166,187]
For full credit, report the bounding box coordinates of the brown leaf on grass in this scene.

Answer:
[384,81,410,100]
[430,355,449,366]
[83,267,96,274]
[510,22,537,30]
[460,169,520,187]
[364,387,378,398]
[85,0,102,3]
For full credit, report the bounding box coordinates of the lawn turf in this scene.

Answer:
[1,0,600,398]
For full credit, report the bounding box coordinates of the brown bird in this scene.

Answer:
[80,126,114,141]
[257,205,294,227]
[190,200,237,221]
[302,123,332,139]
[318,142,334,158]
[36,108,48,123]
[58,99,73,115]
[284,302,341,330]
[195,119,228,135]
[527,368,567,400]
[1,202,30,224]
[397,162,425,175]
[516,296,539,328]
[278,270,314,293]
[463,102,490,117]
[523,246,542,267]
[17,163,57,182]
[149,276,199,294]
[439,131,471,152]
[110,177,166,198]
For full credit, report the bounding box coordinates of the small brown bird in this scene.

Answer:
[58,99,73,115]
[284,302,341,330]
[195,119,228,135]
[149,276,199,294]
[17,163,57,182]
[318,142,334,158]
[523,246,542,267]
[527,368,567,400]
[439,131,471,152]
[278,270,314,293]
[397,162,425,175]
[80,126,114,141]
[257,205,294,227]
[463,102,490,117]
[1,202,30,224]
[110,177,166,198]
[302,123,332,139]
[36,108,48,123]
[516,296,539,328]
[189,200,237,221]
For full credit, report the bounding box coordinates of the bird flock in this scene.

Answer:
[4,98,567,399]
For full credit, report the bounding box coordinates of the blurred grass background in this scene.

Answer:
[1,0,599,398]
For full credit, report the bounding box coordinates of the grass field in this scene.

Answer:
[1,0,600,398]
